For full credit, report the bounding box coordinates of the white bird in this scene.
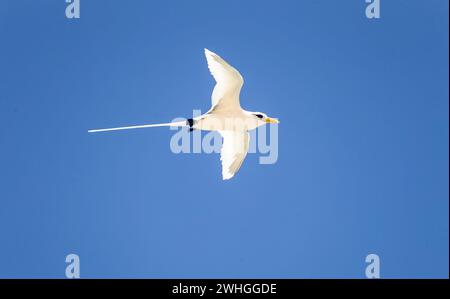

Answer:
[89,49,279,180]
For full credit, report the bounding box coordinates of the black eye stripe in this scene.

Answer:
[255,114,263,119]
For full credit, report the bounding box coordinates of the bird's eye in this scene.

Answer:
[255,114,263,119]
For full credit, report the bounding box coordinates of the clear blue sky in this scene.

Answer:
[0,0,448,278]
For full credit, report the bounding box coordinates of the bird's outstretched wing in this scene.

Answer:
[204,49,244,111]
[219,130,250,180]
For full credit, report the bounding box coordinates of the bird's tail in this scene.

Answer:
[88,120,187,133]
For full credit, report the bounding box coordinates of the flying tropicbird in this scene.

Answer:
[89,49,279,180]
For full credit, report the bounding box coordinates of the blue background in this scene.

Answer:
[0,0,448,278]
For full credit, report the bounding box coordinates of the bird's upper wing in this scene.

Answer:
[204,49,244,110]
[219,130,250,180]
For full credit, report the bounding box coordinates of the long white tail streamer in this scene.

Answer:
[88,121,187,133]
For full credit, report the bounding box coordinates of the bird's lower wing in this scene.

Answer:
[88,120,187,133]
[219,130,250,180]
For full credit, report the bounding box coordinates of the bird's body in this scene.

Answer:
[191,110,264,131]
[89,49,278,180]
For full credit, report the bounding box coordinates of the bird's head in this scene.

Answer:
[252,112,279,125]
